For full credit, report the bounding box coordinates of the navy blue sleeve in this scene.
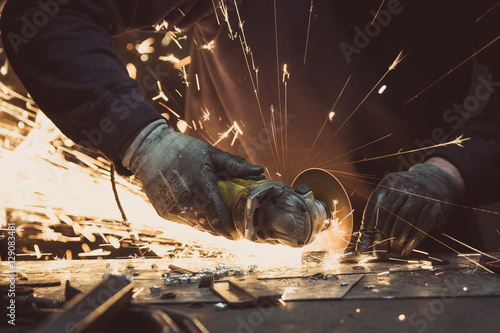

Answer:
[432,0,500,206]
[0,0,213,172]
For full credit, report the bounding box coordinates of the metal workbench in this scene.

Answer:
[1,253,500,332]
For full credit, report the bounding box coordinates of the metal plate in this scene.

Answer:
[280,275,363,301]
[344,270,500,299]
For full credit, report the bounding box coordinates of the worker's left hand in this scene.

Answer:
[121,119,263,239]
[355,163,464,257]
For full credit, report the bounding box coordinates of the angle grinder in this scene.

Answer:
[217,168,353,252]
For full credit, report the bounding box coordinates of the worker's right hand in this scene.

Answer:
[122,119,264,239]
[355,163,463,257]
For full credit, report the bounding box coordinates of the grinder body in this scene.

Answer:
[217,176,331,247]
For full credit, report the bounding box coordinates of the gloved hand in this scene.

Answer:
[122,119,264,239]
[355,163,464,257]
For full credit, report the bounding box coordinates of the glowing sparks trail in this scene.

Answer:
[158,54,180,64]
[219,1,236,39]
[166,28,187,50]
[202,40,215,50]
[213,121,243,147]
[270,105,281,162]
[335,171,500,217]
[443,234,500,262]
[300,74,352,172]
[154,20,169,31]
[136,38,155,54]
[311,51,406,163]
[326,135,469,167]
[235,16,280,173]
[318,133,393,168]
[201,105,211,122]
[152,81,169,102]
[283,64,290,171]
[304,0,314,65]
[212,0,221,25]
[371,0,386,25]
[195,74,201,91]
[404,35,500,105]
[476,2,500,22]
[158,102,181,119]
[273,0,283,172]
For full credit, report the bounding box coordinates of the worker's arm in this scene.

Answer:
[356,1,500,257]
[0,0,213,171]
[0,0,263,238]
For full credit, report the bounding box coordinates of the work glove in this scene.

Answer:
[122,119,264,239]
[355,163,463,257]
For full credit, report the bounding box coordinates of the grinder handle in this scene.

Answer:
[217,178,272,209]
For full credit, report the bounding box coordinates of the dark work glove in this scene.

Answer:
[122,119,264,239]
[355,163,464,257]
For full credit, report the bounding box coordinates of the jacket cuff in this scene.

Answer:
[74,88,163,175]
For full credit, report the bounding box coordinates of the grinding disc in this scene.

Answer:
[292,168,353,253]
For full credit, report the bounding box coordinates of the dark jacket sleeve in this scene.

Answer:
[432,0,500,206]
[0,0,213,172]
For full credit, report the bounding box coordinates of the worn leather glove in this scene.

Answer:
[122,119,264,239]
[355,163,464,257]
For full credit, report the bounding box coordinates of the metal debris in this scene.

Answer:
[150,285,161,293]
[214,303,228,311]
[159,292,176,299]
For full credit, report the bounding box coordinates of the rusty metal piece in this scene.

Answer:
[198,274,212,288]
[34,275,133,333]
[227,278,282,302]
[310,272,324,280]
[210,282,255,308]
[169,264,196,275]
[159,292,176,299]
[0,279,61,288]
